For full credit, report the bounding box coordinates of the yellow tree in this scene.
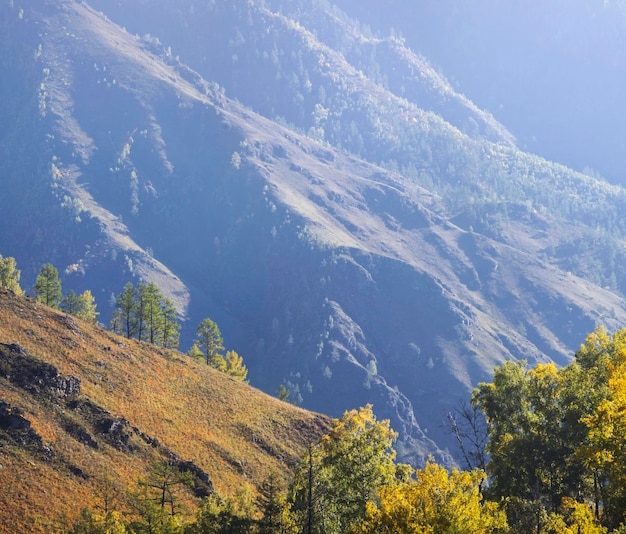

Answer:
[359,460,508,533]
[224,350,248,382]
[540,498,607,534]
[580,328,626,527]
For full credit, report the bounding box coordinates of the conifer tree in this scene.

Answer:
[135,282,149,341]
[257,471,285,534]
[193,317,224,366]
[113,282,137,338]
[62,289,98,323]
[61,289,81,316]
[34,263,62,308]
[140,282,163,344]
[159,297,180,349]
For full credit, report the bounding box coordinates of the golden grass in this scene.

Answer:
[0,289,329,532]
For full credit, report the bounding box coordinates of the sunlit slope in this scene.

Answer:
[0,289,329,533]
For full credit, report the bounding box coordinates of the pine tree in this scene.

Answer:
[257,471,284,534]
[61,290,81,316]
[159,297,180,349]
[194,317,224,366]
[140,282,163,344]
[34,263,62,308]
[135,282,149,341]
[113,282,137,338]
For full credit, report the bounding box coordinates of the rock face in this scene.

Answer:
[3,0,626,464]
[0,342,81,396]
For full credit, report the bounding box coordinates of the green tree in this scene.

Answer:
[193,318,224,367]
[139,282,163,344]
[288,442,324,534]
[288,405,398,534]
[141,461,193,517]
[257,471,285,534]
[159,297,180,349]
[472,328,622,531]
[111,282,179,347]
[76,289,99,323]
[135,282,149,342]
[61,289,81,316]
[473,361,586,530]
[0,254,23,295]
[62,289,99,323]
[112,282,137,339]
[126,461,191,533]
[277,385,291,402]
[127,484,183,534]
[34,263,62,308]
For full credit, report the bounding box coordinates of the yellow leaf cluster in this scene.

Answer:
[359,460,507,533]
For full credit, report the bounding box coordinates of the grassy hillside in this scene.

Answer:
[0,289,329,533]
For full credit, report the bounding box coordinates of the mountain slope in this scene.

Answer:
[3,0,626,465]
[0,289,329,533]
[335,0,626,185]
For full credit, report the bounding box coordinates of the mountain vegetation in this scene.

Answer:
[3,0,626,468]
[0,287,329,533]
[5,282,626,531]
[335,0,626,187]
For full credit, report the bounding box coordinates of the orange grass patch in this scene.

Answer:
[0,289,330,532]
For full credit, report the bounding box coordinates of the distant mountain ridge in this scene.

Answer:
[2,0,626,464]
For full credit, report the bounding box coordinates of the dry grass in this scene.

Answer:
[0,289,329,532]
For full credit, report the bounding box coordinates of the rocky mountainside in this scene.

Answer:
[335,0,626,186]
[0,289,328,532]
[3,0,626,464]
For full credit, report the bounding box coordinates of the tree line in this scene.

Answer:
[1,257,99,323]
[0,254,247,383]
[66,404,507,533]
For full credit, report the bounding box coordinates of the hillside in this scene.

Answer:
[335,0,626,186]
[0,289,329,533]
[3,0,626,465]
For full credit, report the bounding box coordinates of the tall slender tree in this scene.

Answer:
[159,297,180,349]
[257,471,285,534]
[113,282,137,338]
[34,263,62,308]
[140,282,163,344]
